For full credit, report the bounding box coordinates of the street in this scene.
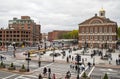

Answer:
[0,46,120,78]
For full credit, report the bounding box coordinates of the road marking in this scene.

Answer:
[32,62,53,72]
[79,66,88,77]
[88,66,95,77]
[3,74,16,79]
[15,75,37,79]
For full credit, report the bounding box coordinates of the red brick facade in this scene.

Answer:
[48,30,71,41]
[79,9,118,49]
[0,16,41,45]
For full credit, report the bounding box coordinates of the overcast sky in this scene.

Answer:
[0,0,120,33]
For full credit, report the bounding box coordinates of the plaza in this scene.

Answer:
[0,44,120,79]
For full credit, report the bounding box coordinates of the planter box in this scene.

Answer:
[8,66,16,70]
[0,65,6,68]
[19,69,27,72]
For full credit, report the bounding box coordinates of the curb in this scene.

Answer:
[95,65,120,69]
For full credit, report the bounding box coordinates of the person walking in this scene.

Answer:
[43,67,47,76]
[52,74,56,79]
[116,59,118,65]
[39,74,43,79]
[66,57,69,63]
[65,71,71,79]
[48,68,51,79]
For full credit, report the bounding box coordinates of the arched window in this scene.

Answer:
[90,19,102,24]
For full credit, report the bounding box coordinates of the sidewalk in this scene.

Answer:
[15,53,69,64]
[95,64,120,69]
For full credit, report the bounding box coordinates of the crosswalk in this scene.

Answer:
[32,63,83,78]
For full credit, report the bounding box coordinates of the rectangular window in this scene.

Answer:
[86,28,89,33]
[99,27,102,33]
[109,27,112,33]
[82,28,84,33]
[109,36,112,41]
[95,27,97,33]
[90,28,93,33]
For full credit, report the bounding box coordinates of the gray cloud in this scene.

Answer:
[0,0,120,33]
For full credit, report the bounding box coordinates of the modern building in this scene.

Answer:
[78,8,118,49]
[48,30,71,41]
[0,28,31,46]
[0,16,41,46]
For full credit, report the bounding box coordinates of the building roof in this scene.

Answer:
[79,14,116,25]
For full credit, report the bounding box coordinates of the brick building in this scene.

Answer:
[48,30,71,41]
[79,8,118,49]
[0,16,41,46]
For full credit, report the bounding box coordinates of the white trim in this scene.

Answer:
[79,33,117,35]
[79,23,116,26]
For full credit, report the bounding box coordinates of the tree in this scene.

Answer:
[103,73,108,79]
[82,72,87,78]
[59,30,78,39]
[117,27,120,39]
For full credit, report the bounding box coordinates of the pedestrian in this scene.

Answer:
[0,55,2,61]
[81,64,85,71]
[75,65,77,71]
[119,59,120,65]
[38,61,41,67]
[69,55,71,59]
[72,56,74,61]
[65,71,71,79]
[66,57,69,63]
[39,74,43,79]
[87,62,91,69]
[70,64,72,69]
[52,74,56,79]
[13,50,16,58]
[48,68,51,79]
[116,59,118,65]
[43,67,47,76]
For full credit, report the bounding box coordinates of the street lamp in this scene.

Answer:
[26,52,31,72]
[12,42,16,58]
[38,44,42,67]
[53,43,55,62]
[83,41,87,55]
[93,57,95,66]
[76,54,81,79]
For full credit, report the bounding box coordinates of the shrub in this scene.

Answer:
[19,64,27,72]
[103,73,108,79]
[8,63,16,70]
[0,62,5,68]
[21,64,25,69]
[82,72,87,78]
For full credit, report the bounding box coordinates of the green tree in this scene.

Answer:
[117,27,120,39]
[103,73,108,79]
[59,30,78,39]
[82,72,87,78]
[69,30,78,39]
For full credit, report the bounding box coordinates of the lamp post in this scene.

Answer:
[26,52,31,72]
[6,41,9,52]
[62,41,64,51]
[93,57,95,66]
[38,44,41,67]
[76,54,81,79]
[53,43,55,62]
[13,42,16,58]
[83,41,87,55]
